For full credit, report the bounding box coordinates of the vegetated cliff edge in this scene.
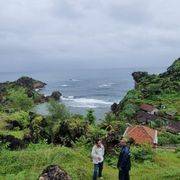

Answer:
[111,58,180,134]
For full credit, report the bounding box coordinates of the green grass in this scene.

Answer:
[0,144,180,180]
[0,143,116,180]
[131,149,180,179]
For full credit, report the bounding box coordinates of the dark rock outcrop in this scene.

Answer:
[111,103,118,114]
[49,91,62,101]
[132,71,148,84]
[15,76,46,90]
[39,165,71,180]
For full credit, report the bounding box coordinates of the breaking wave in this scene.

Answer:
[61,96,112,108]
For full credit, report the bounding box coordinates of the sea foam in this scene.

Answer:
[61,96,112,108]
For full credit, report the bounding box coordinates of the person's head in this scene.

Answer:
[95,138,102,147]
[120,138,127,147]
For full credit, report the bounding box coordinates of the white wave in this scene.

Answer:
[60,84,69,87]
[99,84,111,88]
[62,96,112,108]
[98,83,115,88]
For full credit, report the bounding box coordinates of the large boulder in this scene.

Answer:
[49,91,62,101]
[39,165,71,180]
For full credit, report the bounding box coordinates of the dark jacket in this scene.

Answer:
[117,146,131,171]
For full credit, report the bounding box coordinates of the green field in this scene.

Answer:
[0,143,180,180]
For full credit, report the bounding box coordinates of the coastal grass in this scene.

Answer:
[131,149,180,180]
[0,144,180,180]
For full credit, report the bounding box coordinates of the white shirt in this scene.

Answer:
[91,144,105,164]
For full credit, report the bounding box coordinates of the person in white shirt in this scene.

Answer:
[91,139,105,180]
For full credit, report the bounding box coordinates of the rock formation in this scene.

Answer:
[49,91,62,101]
[39,165,71,180]
[15,76,46,90]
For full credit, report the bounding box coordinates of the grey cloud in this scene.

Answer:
[0,0,179,71]
[107,1,151,24]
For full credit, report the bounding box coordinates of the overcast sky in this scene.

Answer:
[0,0,180,71]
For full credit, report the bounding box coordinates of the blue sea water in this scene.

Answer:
[0,67,166,119]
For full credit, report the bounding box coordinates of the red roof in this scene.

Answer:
[140,104,155,112]
[124,125,157,145]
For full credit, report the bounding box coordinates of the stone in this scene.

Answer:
[49,91,62,101]
[39,165,71,180]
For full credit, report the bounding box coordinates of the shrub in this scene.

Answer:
[48,100,70,121]
[87,125,107,142]
[158,132,180,146]
[53,117,89,146]
[175,147,180,153]
[29,115,51,143]
[85,109,96,125]
[123,103,138,119]
[131,144,155,162]
[7,111,30,129]
[7,88,34,111]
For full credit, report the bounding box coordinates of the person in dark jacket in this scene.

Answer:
[117,138,131,180]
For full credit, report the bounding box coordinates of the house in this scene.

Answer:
[123,125,158,147]
[166,121,180,134]
[140,104,159,115]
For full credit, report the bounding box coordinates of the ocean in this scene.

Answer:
[0,67,166,119]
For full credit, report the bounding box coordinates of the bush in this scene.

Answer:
[29,115,51,143]
[85,109,96,125]
[131,144,155,162]
[87,125,107,142]
[122,103,138,119]
[158,132,180,146]
[7,88,34,111]
[7,111,30,129]
[48,100,70,121]
[53,117,89,146]
[175,147,180,153]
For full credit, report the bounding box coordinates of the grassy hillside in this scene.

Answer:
[0,143,180,180]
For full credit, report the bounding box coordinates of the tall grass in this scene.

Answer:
[0,144,179,180]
